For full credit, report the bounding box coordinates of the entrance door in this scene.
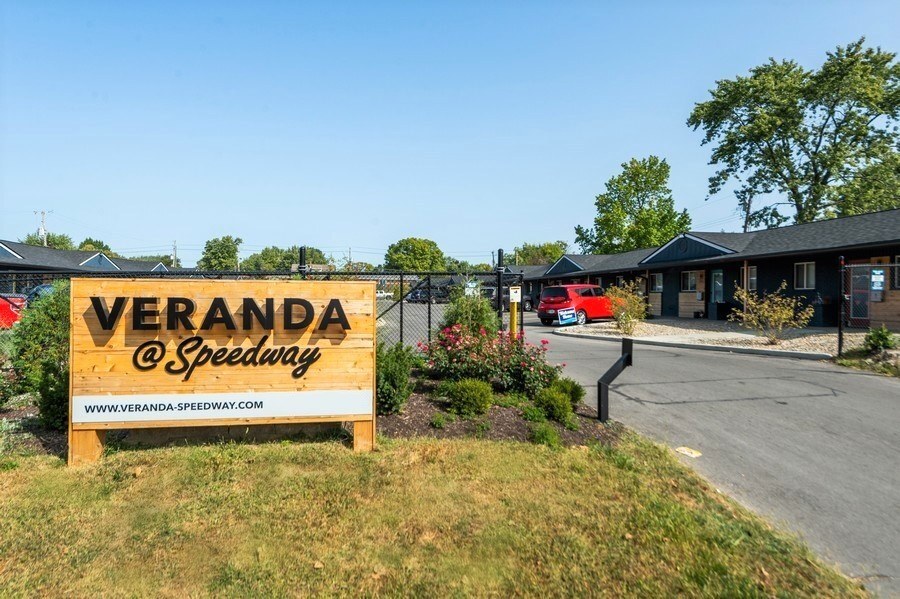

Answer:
[849,260,870,326]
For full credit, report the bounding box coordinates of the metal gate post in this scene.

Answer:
[838,256,845,357]
[399,273,404,344]
[427,274,432,343]
[496,249,504,330]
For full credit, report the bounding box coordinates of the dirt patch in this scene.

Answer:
[378,392,624,447]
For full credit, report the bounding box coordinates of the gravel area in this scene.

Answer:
[562,318,866,356]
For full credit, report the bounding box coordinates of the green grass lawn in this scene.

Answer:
[0,434,864,597]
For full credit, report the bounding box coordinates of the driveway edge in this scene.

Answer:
[552,330,833,361]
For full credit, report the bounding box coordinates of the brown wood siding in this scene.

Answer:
[678,271,706,318]
[648,292,662,316]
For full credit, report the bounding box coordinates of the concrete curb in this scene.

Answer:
[552,330,833,361]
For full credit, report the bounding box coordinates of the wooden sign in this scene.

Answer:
[68,278,376,465]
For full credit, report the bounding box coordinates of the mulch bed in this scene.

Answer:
[0,402,67,458]
[379,379,624,447]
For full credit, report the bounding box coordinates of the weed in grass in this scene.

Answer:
[493,392,528,408]
[521,405,546,423]
[430,413,447,429]
[529,422,561,448]
[474,419,491,438]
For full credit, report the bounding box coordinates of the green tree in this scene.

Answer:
[688,38,900,225]
[384,238,445,271]
[444,257,492,272]
[197,236,242,271]
[130,254,182,268]
[77,237,121,257]
[575,156,691,254]
[20,231,75,250]
[512,241,567,265]
[242,245,329,271]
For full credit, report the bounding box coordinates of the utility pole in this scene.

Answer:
[34,210,52,246]
[171,241,178,268]
[348,247,352,269]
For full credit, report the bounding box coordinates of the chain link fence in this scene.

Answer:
[0,269,526,346]
[838,261,900,355]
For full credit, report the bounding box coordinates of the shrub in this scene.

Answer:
[534,387,572,423]
[422,326,561,398]
[430,412,448,429]
[521,405,546,423]
[439,283,499,335]
[529,422,561,448]
[376,342,414,415]
[864,324,897,353]
[605,282,647,335]
[444,378,493,417]
[11,281,70,430]
[551,377,586,410]
[730,281,815,344]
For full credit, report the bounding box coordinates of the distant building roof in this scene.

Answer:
[0,239,168,272]
[528,208,900,279]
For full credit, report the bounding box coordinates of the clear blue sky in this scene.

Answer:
[2,1,899,267]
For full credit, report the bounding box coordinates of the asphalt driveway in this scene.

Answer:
[525,316,900,596]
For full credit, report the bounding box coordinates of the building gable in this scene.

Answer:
[79,253,121,271]
[640,234,735,265]
[0,242,24,261]
[544,256,584,276]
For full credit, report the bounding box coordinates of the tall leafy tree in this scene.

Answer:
[575,156,692,254]
[197,236,242,271]
[130,254,182,268]
[77,237,121,257]
[688,38,900,226]
[512,241,567,265]
[242,245,329,271]
[20,231,75,250]
[444,257,492,272]
[384,238,445,271]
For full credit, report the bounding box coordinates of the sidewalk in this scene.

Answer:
[550,318,860,359]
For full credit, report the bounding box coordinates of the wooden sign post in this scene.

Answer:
[68,278,376,465]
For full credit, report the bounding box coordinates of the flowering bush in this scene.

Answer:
[420,325,561,398]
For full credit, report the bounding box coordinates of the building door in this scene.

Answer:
[849,260,870,326]
[711,270,724,303]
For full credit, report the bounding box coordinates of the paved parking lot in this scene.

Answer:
[524,314,900,596]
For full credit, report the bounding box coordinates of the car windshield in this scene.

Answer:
[541,287,568,299]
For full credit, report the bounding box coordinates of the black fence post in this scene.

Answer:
[838,255,845,357]
[496,249,504,330]
[519,276,525,337]
[597,338,633,423]
[399,273,404,345]
[427,274,432,343]
[298,246,308,280]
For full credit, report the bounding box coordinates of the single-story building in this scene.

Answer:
[0,239,169,293]
[524,208,900,330]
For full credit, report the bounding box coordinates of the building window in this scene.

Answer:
[794,262,815,290]
[680,271,698,292]
[739,266,758,292]
[894,257,900,289]
[650,273,663,292]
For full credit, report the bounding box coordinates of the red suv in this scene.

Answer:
[537,284,613,326]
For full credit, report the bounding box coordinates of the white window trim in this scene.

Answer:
[680,271,698,292]
[794,262,815,290]
[650,273,663,292]
[740,266,758,292]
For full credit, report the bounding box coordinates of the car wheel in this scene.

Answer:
[576,310,587,325]
[540,318,552,326]
[524,300,533,312]
[430,297,437,304]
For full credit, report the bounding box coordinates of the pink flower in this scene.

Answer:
[540,339,549,345]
